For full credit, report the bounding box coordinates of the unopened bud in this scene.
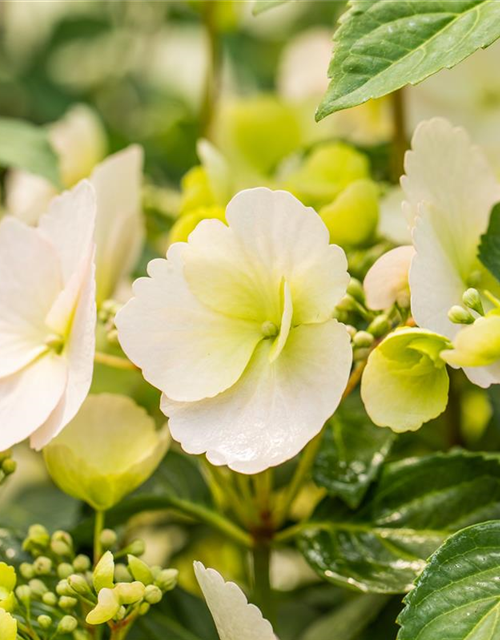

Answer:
[115,605,127,621]
[448,305,474,325]
[20,563,35,580]
[114,564,133,583]
[155,569,178,592]
[128,555,153,585]
[37,615,52,630]
[68,574,92,596]
[347,278,365,303]
[1,458,16,476]
[73,555,91,573]
[57,615,77,634]
[24,524,50,551]
[34,556,52,576]
[139,602,150,616]
[124,539,145,557]
[462,288,484,315]
[345,325,357,339]
[144,584,162,605]
[16,585,31,604]
[354,347,371,363]
[100,529,117,549]
[368,314,391,338]
[51,540,72,558]
[353,331,374,349]
[57,563,74,580]
[59,595,78,610]
[115,581,145,605]
[336,294,358,313]
[29,579,48,598]
[42,592,58,606]
[56,579,75,597]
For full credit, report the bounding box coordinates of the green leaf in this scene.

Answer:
[0,117,61,187]
[313,393,395,509]
[317,0,500,120]
[478,202,500,283]
[299,451,500,593]
[252,0,291,15]
[398,521,500,640]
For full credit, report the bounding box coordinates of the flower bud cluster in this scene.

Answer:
[3,524,178,639]
[0,450,16,486]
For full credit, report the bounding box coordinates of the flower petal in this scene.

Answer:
[89,145,144,305]
[225,188,349,324]
[364,246,415,310]
[0,354,67,450]
[194,562,275,640]
[162,320,352,474]
[0,217,61,377]
[116,248,263,403]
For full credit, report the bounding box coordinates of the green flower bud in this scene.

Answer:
[56,579,75,597]
[462,288,484,316]
[368,314,391,338]
[139,601,150,616]
[74,631,92,640]
[346,278,365,303]
[51,540,72,558]
[37,615,52,630]
[128,555,153,586]
[448,305,474,325]
[345,325,357,339]
[0,562,16,612]
[57,615,77,634]
[52,531,73,548]
[23,525,49,553]
[116,606,127,621]
[1,459,16,476]
[59,595,78,610]
[93,551,115,592]
[115,581,145,605]
[100,529,117,550]
[144,584,162,605]
[15,585,31,605]
[114,564,133,583]
[19,563,35,580]
[155,569,178,592]
[68,574,92,596]
[336,294,358,313]
[42,592,58,606]
[353,331,374,349]
[124,539,146,557]
[73,554,91,573]
[33,556,52,576]
[28,579,48,598]
[57,563,74,580]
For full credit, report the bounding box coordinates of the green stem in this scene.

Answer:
[94,510,106,565]
[252,541,274,624]
[201,0,221,138]
[201,461,251,526]
[391,88,407,182]
[166,495,253,548]
[94,352,137,371]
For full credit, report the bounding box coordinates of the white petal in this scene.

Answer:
[225,188,349,324]
[31,255,96,449]
[378,186,412,245]
[116,249,263,403]
[0,354,67,450]
[0,217,61,377]
[162,320,352,474]
[269,281,292,362]
[194,562,275,640]
[5,171,57,225]
[364,246,415,310]
[463,363,500,389]
[38,180,97,285]
[89,145,144,305]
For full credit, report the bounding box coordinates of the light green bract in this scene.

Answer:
[43,394,169,511]
[317,0,500,120]
[361,328,452,432]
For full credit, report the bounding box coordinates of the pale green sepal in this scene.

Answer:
[127,555,154,586]
[93,551,115,593]
[86,588,120,625]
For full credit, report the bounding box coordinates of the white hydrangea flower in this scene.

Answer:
[194,562,276,640]
[402,118,500,387]
[0,181,97,451]
[116,188,352,474]
[6,104,144,305]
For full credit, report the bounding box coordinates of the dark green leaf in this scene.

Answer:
[317,0,500,120]
[398,521,500,640]
[478,202,500,283]
[299,451,500,593]
[313,393,395,508]
[0,117,61,187]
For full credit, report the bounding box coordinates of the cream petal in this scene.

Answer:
[116,250,263,403]
[225,188,349,324]
[5,171,57,225]
[162,320,352,474]
[0,217,61,377]
[31,254,96,449]
[0,354,67,450]
[364,246,415,310]
[194,562,276,640]
[89,145,144,305]
[269,281,292,362]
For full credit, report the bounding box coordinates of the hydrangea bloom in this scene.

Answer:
[194,562,276,640]
[0,181,96,451]
[117,188,352,474]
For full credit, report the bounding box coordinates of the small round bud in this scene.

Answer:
[345,325,357,339]
[28,578,48,598]
[19,563,35,580]
[59,595,78,610]
[353,331,374,349]
[125,539,145,557]
[462,288,484,315]
[144,584,162,605]
[51,540,72,558]
[114,564,133,583]
[37,615,52,630]
[150,566,162,580]
[52,530,73,547]
[139,602,150,616]
[68,574,92,596]
[115,581,145,605]
[336,294,358,313]
[100,529,118,549]
[73,554,91,573]
[155,568,178,592]
[347,278,365,303]
[367,314,391,338]
[24,524,50,551]
[34,556,52,576]
[1,458,16,476]
[57,615,78,634]
[116,606,127,621]
[56,579,75,597]
[57,563,74,580]
[448,305,474,325]
[15,585,31,604]
[42,592,58,606]
[354,347,371,363]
